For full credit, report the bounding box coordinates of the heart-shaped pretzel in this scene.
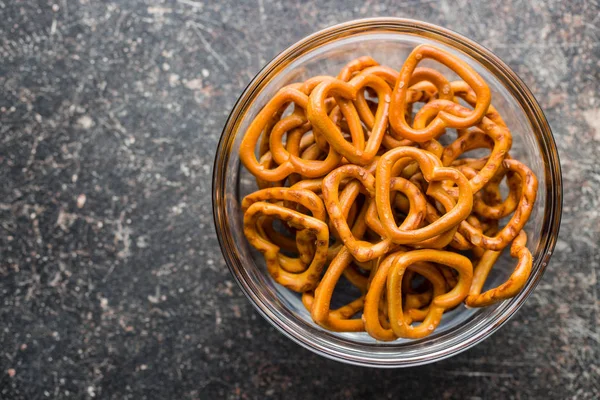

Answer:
[376,147,473,244]
[244,202,329,292]
[267,108,342,179]
[308,73,391,165]
[413,99,512,194]
[466,230,532,307]
[322,165,425,262]
[364,176,427,237]
[305,196,373,331]
[460,159,538,250]
[314,58,379,154]
[240,86,309,181]
[356,67,454,135]
[242,76,347,181]
[321,165,394,262]
[386,250,472,339]
[389,45,491,142]
[256,217,311,273]
[363,252,452,341]
[243,187,327,273]
[309,247,366,332]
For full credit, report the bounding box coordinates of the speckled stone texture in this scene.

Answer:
[0,0,598,399]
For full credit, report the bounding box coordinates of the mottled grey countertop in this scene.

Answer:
[1,1,599,399]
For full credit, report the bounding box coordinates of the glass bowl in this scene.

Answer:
[212,18,562,367]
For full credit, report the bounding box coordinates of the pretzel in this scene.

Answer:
[309,247,366,332]
[239,45,539,341]
[244,202,329,292]
[389,45,491,142]
[240,85,343,181]
[308,73,391,165]
[305,57,381,153]
[386,250,472,339]
[242,187,329,291]
[364,176,427,238]
[413,99,512,194]
[466,231,532,307]
[305,196,373,331]
[268,110,343,178]
[358,67,453,135]
[459,159,538,250]
[322,167,393,262]
[364,252,453,341]
[322,165,426,262]
[376,146,473,244]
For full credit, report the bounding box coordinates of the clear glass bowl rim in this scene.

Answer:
[212,17,563,367]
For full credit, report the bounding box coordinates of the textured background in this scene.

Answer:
[1,0,599,399]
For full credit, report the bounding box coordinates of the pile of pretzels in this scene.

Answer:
[239,45,538,340]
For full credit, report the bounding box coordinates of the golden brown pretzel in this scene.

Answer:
[308,73,391,165]
[466,231,532,307]
[240,86,306,180]
[376,146,473,244]
[414,99,512,194]
[456,164,521,222]
[243,187,327,274]
[389,45,491,142]
[309,247,366,332]
[244,202,329,292]
[241,83,345,181]
[322,164,425,262]
[357,67,453,135]
[306,195,373,331]
[268,111,343,178]
[324,190,394,262]
[363,251,467,340]
[386,250,472,338]
[364,177,428,238]
[460,159,538,250]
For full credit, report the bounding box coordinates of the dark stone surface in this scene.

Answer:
[1,1,598,399]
